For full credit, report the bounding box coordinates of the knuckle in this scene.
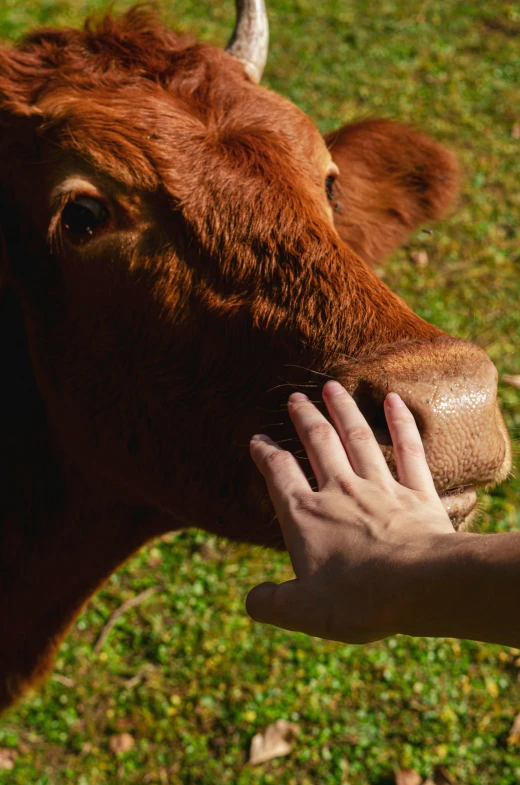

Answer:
[263,448,294,469]
[345,425,373,443]
[396,440,425,458]
[336,476,359,497]
[334,394,356,409]
[290,489,320,516]
[304,421,335,442]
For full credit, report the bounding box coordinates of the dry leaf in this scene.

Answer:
[508,711,520,745]
[503,375,520,390]
[52,672,76,688]
[0,748,17,771]
[433,766,456,784]
[249,719,300,766]
[396,769,422,785]
[146,548,163,568]
[410,250,429,268]
[512,123,520,140]
[199,541,220,561]
[109,732,135,755]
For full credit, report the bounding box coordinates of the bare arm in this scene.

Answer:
[247,382,520,647]
[397,530,520,646]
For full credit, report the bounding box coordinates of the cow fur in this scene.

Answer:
[0,7,476,711]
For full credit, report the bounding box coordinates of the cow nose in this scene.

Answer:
[346,339,511,494]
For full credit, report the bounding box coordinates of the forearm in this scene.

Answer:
[399,531,520,647]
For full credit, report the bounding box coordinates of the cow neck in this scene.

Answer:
[0,286,177,711]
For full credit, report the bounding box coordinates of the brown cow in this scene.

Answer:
[0,1,511,711]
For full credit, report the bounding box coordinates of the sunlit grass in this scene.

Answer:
[0,1,519,783]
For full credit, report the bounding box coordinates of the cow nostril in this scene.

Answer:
[353,380,428,447]
[352,381,392,446]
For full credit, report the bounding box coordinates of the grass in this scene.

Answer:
[1,0,519,783]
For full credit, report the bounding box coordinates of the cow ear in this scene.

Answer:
[0,43,45,117]
[0,45,44,282]
[0,43,45,181]
[325,119,460,266]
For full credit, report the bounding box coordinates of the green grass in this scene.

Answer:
[1,1,519,783]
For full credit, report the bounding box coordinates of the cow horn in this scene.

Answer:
[225,0,269,84]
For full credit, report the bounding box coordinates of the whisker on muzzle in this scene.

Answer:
[284,364,335,379]
[267,380,321,393]
[266,437,302,445]
[291,450,310,460]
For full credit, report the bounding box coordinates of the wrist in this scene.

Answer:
[391,530,477,638]
[380,528,520,646]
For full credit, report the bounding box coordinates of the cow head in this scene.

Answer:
[0,0,512,707]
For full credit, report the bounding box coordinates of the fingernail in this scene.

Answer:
[323,380,347,397]
[251,434,271,442]
[289,392,309,403]
[385,392,405,408]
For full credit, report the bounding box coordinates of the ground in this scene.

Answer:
[0,1,519,783]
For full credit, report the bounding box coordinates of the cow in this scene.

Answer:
[0,0,511,712]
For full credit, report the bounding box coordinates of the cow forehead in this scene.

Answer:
[37,68,330,198]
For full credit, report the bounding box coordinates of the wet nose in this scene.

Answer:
[345,340,511,493]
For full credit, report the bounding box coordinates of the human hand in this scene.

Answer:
[247,382,454,643]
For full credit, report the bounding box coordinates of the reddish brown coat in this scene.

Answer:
[0,8,509,711]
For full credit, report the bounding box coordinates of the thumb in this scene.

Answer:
[246,579,325,636]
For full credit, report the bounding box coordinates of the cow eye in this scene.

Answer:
[325,175,336,202]
[62,196,109,238]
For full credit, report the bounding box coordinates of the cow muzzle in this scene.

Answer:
[334,339,512,530]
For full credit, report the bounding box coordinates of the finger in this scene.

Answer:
[246,581,384,643]
[250,433,311,521]
[322,381,390,480]
[246,580,332,639]
[287,392,354,489]
[384,393,437,494]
